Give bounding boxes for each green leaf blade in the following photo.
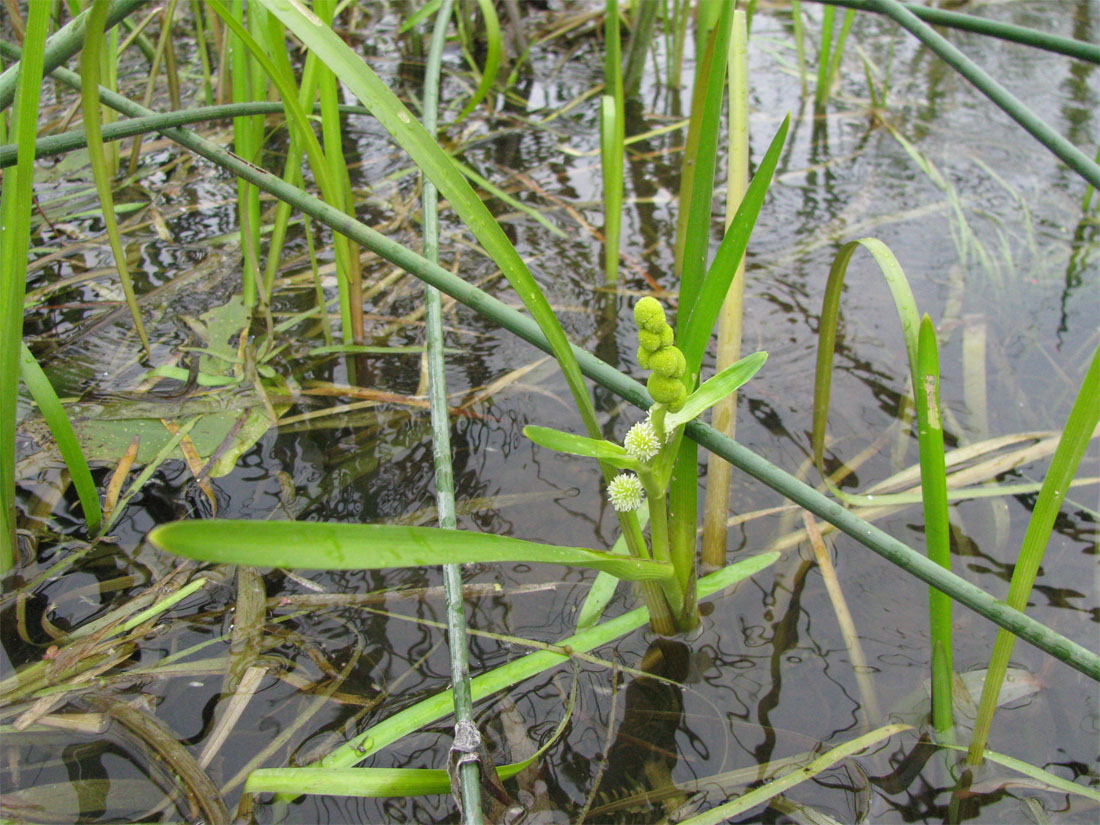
[666,351,767,430]
[680,115,789,375]
[523,425,640,469]
[148,520,673,581]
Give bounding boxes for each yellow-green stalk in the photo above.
[702,8,749,570]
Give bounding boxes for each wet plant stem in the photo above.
[422,1,483,819]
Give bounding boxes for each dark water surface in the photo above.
[4,2,1097,823]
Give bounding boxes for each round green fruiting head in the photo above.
[634,296,667,334]
[648,373,686,409]
[668,385,686,411]
[637,345,651,370]
[648,346,686,379]
[638,329,663,353]
[660,325,674,348]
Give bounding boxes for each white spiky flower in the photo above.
[623,420,660,461]
[607,473,645,512]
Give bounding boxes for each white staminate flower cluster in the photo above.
[607,473,645,512]
[623,420,660,461]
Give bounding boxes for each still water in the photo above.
[3,2,1097,823]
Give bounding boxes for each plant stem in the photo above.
[701,8,749,570]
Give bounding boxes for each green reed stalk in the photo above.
[80,0,150,358]
[826,10,855,100]
[668,2,733,627]
[189,0,215,105]
[805,0,1099,63]
[601,0,625,285]
[967,342,1100,764]
[30,44,1097,679]
[701,8,748,570]
[228,0,265,309]
[813,6,854,109]
[0,2,49,573]
[916,314,954,743]
[315,0,364,344]
[260,19,320,309]
[422,1,483,819]
[456,0,501,122]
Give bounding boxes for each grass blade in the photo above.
[679,117,788,375]
[812,238,920,479]
[0,0,49,572]
[967,342,1100,763]
[665,351,768,431]
[702,8,751,569]
[523,425,640,468]
[80,0,151,357]
[257,0,600,439]
[677,723,911,824]
[455,0,501,122]
[19,345,102,535]
[265,553,778,784]
[674,1,732,308]
[916,314,954,742]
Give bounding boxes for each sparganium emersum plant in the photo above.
[524,296,768,632]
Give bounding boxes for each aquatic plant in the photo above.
[1,1,1098,822]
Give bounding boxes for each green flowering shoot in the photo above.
[607,473,645,512]
[623,420,660,461]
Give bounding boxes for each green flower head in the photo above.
[607,473,645,512]
[623,420,660,461]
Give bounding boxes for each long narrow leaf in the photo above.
[0,1,50,572]
[666,351,767,431]
[148,520,674,581]
[80,0,150,356]
[916,314,954,741]
[677,723,911,825]
[523,425,640,469]
[257,0,600,441]
[19,345,102,534]
[679,117,789,375]
[455,0,501,122]
[968,341,1100,763]
[812,238,920,478]
[675,1,733,312]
